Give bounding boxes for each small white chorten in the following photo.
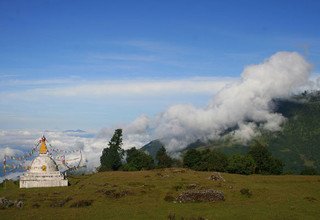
[19,136,68,188]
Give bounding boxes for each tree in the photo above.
[183,149,229,171]
[248,141,283,174]
[99,129,124,171]
[227,154,256,175]
[156,146,173,168]
[183,149,202,170]
[124,147,154,171]
[300,166,318,175]
[198,149,228,172]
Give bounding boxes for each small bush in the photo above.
[240,188,252,197]
[172,185,183,191]
[167,213,176,220]
[32,203,40,208]
[164,195,175,202]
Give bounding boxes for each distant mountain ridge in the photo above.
[141,139,164,159]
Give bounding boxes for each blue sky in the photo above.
[0,0,320,130]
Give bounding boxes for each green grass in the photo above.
[1,169,320,219]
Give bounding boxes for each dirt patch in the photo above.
[167,212,207,220]
[304,196,317,202]
[103,189,134,199]
[32,203,40,208]
[70,200,93,208]
[50,197,73,208]
[186,184,197,190]
[176,190,224,202]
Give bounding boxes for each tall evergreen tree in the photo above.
[99,129,124,171]
[156,146,173,168]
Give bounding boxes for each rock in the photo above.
[176,189,225,202]
[0,197,15,209]
[172,169,187,173]
[16,201,24,209]
[208,172,225,182]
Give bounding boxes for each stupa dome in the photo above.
[30,154,59,173]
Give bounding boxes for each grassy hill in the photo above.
[0,169,320,219]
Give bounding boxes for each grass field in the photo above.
[1,169,320,220]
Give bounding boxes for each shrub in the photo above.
[240,188,252,197]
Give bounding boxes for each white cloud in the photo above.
[0,77,236,101]
[124,51,312,151]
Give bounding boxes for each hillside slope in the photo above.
[266,96,320,173]
[143,92,320,174]
[0,169,320,219]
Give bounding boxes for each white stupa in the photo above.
[20,136,68,188]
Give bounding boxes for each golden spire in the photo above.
[39,136,48,154]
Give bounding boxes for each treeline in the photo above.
[99,129,284,175]
[99,129,178,172]
[184,141,283,175]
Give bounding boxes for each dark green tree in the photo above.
[248,141,283,174]
[99,129,124,171]
[183,149,202,170]
[227,154,256,175]
[156,146,173,168]
[300,166,318,175]
[196,149,228,172]
[124,147,154,171]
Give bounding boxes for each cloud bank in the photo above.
[118,51,312,151]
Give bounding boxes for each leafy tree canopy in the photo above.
[248,141,283,175]
[123,147,154,171]
[227,154,256,175]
